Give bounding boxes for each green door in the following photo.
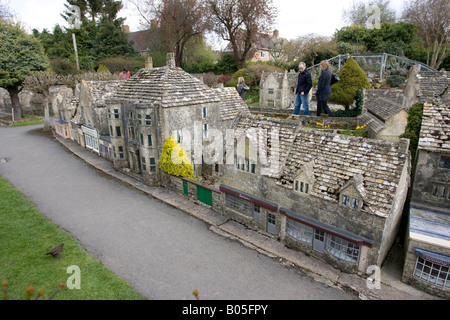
[197,186,213,206]
[183,180,189,196]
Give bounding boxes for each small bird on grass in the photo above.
[44,243,64,258]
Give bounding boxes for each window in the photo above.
[225,194,253,216]
[175,129,182,143]
[414,256,450,288]
[116,126,122,137]
[341,194,362,210]
[138,114,142,125]
[202,107,208,119]
[145,114,152,126]
[268,88,274,95]
[112,109,120,119]
[147,135,153,147]
[294,172,310,195]
[431,184,449,199]
[236,157,255,174]
[109,125,113,136]
[342,195,350,206]
[295,180,309,194]
[140,134,144,146]
[142,157,146,172]
[286,219,313,244]
[118,146,124,159]
[268,100,275,107]
[438,156,450,169]
[326,235,360,263]
[203,123,209,138]
[149,158,157,173]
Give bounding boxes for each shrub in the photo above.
[329,57,371,109]
[97,56,145,74]
[386,75,405,87]
[159,137,196,180]
[97,64,110,73]
[400,102,424,164]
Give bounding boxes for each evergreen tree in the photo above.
[329,57,371,109]
[0,20,49,119]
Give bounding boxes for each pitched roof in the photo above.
[109,66,221,107]
[416,71,450,105]
[214,87,251,121]
[278,130,410,217]
[359,89,406,133]
[418,103,450,153]
[85,80,122,107]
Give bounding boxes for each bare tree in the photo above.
[401,0,450,70]
[207,0,277,69]
[342,0,396,26]
[0,0,13,21]
[284,34,338,67]
[129,0,210,67]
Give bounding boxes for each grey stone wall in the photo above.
[411,150,450,210]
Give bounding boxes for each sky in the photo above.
[7,0,408,46]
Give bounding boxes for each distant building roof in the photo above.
[418,103,450,153]
[416,71,450,106]
[359,89,406,133]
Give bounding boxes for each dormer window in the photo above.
[294,163,315,195]
[340,191,363,210]
[339,175,365,210]
[294,180,309,194]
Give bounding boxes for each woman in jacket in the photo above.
[316,60,333,116]
[237,77,250,101]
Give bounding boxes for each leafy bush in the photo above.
[329,57,371,109]
[97,56,145,74]
[159,137,196,180]
[400,102,424,163]
[386,75,405,87]
[333,88,364,117]
[97,64,110,73]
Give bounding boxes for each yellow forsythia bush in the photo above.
[159,137,196,180]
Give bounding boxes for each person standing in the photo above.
[119,68,131,80]
[316,60,333,116]
[237,77,250,101]
[293,62,312,116]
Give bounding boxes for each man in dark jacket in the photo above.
[293,62,312,116]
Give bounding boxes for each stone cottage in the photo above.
[402,67,450,108]
[260,70,302,109]
[219,113,411,274]
[358,89,409,142]
[104,54,250,186]
[402,103,450,299]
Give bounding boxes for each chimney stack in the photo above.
[123,25,130,34]
[146,56,153,69]
[166,53,176,68]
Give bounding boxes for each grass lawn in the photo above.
[0,176,146,300]
[1,115,45,127]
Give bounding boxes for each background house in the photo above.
[402,103,450,299]
[358,89,408,142]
